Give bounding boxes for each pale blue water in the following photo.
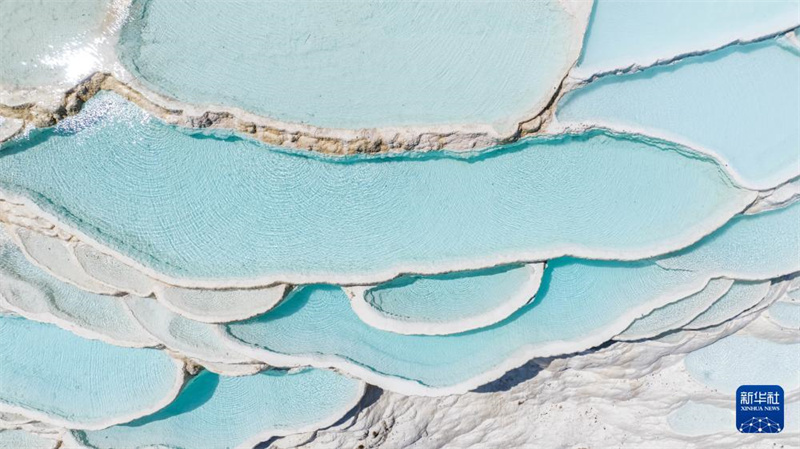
[561,38,800,190]
[618,278,732,340]
[0,0,795,444]
[0,429,55,449]
[787,402,800,434]
[117,0,578,130]
[0,93,753,284]
[363,265,536,326]
[575,0,799,77]
[225,203,799,389]
[0,0,110,90]
[658,202,800,279]
[685,281,771,330]
[769,301,800,329]
[684,335,800,394]
[0,314,180,428]
[73,369,363,449]
[667,402,733,436]
[226,259,701,390]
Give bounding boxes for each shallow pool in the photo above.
[117,0,586,132]
[0,93,753,286]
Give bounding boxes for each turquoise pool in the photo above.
[575,0,798,77]
[72,369,363,449]
[560,37,800,190]
[117,0,584,132]
[0,314,183,429]
[0,93,754,286]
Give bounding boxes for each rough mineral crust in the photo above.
[274,287,798,449]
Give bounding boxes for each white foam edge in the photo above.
[344,263,544,335]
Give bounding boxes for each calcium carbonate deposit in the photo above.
[0,1,797,448]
